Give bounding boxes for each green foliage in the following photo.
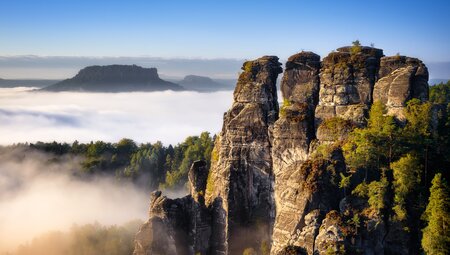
[21,132,214,192]
[339,173,351,195]
[325,244,346,255]
[30,141,71,155]
[429,81,450,104]
[404,99,432,139]
[350,40,362,55]
[279,98,292,117]
[343,101,396,173]
[206,168,215,195]
[242,247,257,255]
[352,178,389,213]
[319,117,354,141]
[244,61,253,72]
[391,154,421,220]
[422,173,450,255]
[260,240,270,255]
[162,132,214,189]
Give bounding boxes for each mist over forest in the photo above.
[0,87,227,254]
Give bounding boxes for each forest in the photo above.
[0,131,214,192]
[337,81,450,254]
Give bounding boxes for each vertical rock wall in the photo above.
[204,56,282,255]
[315,46,384,126]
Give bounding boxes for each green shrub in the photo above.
[279,98,292,117]
[350,40,362,55]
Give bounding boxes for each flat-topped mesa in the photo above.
[373,55,429,119]
[205,56,282,255]
[315,46,384,126]
[43,64,183,92]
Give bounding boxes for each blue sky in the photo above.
[1,0,449,61]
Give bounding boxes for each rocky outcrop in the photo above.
[134,46,430,255]
[43,65,183,92]
[134,161,211,255]
[270,147,346,254]
[205,56,282,255]
[315,46,384,126]
[281,52,321,110]
[373,56,429,119]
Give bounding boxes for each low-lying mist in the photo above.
[0,148,150,253]
[0,87,233,145]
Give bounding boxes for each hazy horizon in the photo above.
[1,55,450,81]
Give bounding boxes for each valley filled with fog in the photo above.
[0,87,233,254]
[0,87,233,145]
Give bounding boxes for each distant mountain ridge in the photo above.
[0,79,60,88]
[42,65,183,92]
[177,75,234,92]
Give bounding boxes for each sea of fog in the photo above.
[0,87,234,253]
[0,87,234,145]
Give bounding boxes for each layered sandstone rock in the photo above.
[134,46,430,255]
[315,46,384,126]
[205,56,282,255]
[373,56,429,119]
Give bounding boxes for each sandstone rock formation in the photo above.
[134,46,429,255]
[134,161,211,255]
[315,46,384,126]
[43,64,183,92]
[204,56,282,255]
[373,56,429,119]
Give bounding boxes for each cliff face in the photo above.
[373,56,429,119]
[315,46,384,126]
[43,65,183,92]
[204,56,282,255]
[134,46,429,255]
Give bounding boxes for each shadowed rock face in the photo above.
[133,161,211,255]
[205,56,282,255]
[134,47,429,255]
[43,64,183,92]
[281,52,321,108]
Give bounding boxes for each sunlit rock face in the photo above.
[373,56,429,119]
[134,46,429,255]
[315,46,384,126]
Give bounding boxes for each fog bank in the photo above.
[0,88,233,145]
[0,148,150,253]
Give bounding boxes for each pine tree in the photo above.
[391,154,421,220]
[343,101,396,176]
[422,173,450,254]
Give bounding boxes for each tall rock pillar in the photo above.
[205,56,282,255]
